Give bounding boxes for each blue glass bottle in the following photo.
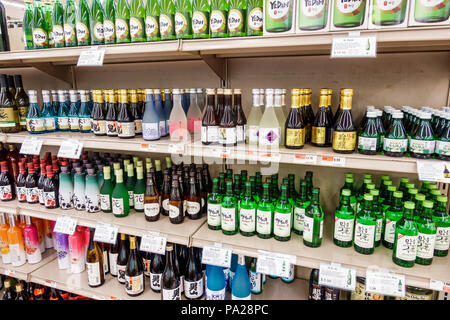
[181,89,188,114]
[205,265,226,300]
[154,89,168,137]
[78,90,92,133]
[231,255,251,300]
[57,90,70,131]
[41,90,57,133]
[185,89,191,111]
[228,253,238,291]
[51,90,59,114]
[163,90,172,129]
[142,89,160,141]
[68,90,80,132]
[26,90,45,134]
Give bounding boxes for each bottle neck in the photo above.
[252,94,259,107]
[319,95,328,108]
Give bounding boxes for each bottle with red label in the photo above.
[44,165,59,209]
[16,162,27,202]
[0,161,15,201]
[37,162,47,205]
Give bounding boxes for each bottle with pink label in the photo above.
[23,215,42,264]
[68,227,86,273]
[187,88,202,137]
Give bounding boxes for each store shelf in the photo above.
[253,277,308,300]
[0,201,206,246]
[191,222,450,290]
[0,249,57,281]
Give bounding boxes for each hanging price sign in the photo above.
[331,35,377,58]
[3,269,15,277]
[77,47,105,66]
[256,250,296,278]
[201,243,232,268]
[19,137,43,155]
[57,139,83,159]
[94,223,119,244]
[430,279,450,293]
[53,216,78,235]
[319,263,356,291]
[139,232,167,255]
[365,268,405,298]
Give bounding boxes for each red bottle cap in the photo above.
[1,161,8,173]
[46,165,53,178]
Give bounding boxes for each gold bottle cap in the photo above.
[217,88,224,94]
[206,88,216,95]
[291,88,300,95]
[224,89,233,95]
[233,88,242,94]
[306,88,312,94]
[145,89,154,95]
[327,89,333,95]
[342,88,354,96]
[320,88,328,95]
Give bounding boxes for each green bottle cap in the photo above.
[383,180,393,186]
[415,193,426,202]
[381,175,390,181]
[245,181,251,188]
[394,191,403,198]
[342,189,351,196]
[312,188,320,194]
[427,184,437,190]
[263,183,269,188]
[226,180,233,187]
[370,189,379,196]
[281,184,288,191]
[422,181,430,186]
[212,177,218,183]
[363,178,372,184]
[431,189,442,197]
[406,183,415,189]
[364,174,372,180]
[300,180,307,187]
[345,173,354,179]
[437,195,448,203]
[423,200,433,209]
[346,177,354,183]
[404,201,415,210]
[364,194,373,201]
[387,186,397,192]
[400,177,409,183]
[408,188,418,195]
[367,184,376,190]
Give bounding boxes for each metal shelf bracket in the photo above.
[200,53,227,82]
[29,62,74,86]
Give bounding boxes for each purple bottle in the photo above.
[54,232,70,270]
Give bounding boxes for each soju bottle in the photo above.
[207,178,222,230]
[76,0,91,46]
[133,166,145,212]
[354,194,376,255]
[333,189,354,248]
[293,180,309,236]
[358,111,379,155]
[192,0,210,38]
[257,183,273,239]
[298,0,329,30]
[32,0,49,49]
[333,0,367,28]
[130,0,146,42]
[246,0,262,36]
[210,0,228,38]
[414,0,450,23]
[64,0,77,47]
[125,164,136,209]
[372,0,407,26]
[100,166,113,213]
[90,0,105,45]
[416,200,436,266]
[332,89,356,154]
[383,191,403,249]
[145,0,160,41]
[264,0,293,32]
[174,0,192,39]
[238,182,255,237]
[433,196,450,257]
[116,0,131,43]
[160,0,176,40]
[436,113,450,161]
[112,169,130,218]
[221,181,238,235]
[392,202,418,268]
[23,0,34,50]
[303,188,324,247]
[370,189,383,247]
[228,0,246,37]
[384,111,408,157]
[104,0,116,44]
[312,89,333,147]
[285,88,305,149]
[52,0,65,48]
[341,177,357,212]
[409,112,435,159]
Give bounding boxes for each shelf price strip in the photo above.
[140,143,157,152]
[318,263,356,291]
[168,144,185,154]
[201,243,232,268]
[53,216,78,235]
[19,137,43,155]
[430,279,450,293]
[57,139,83,159]
[94,223,119,245]
[293,153,317,164]
[256,250,296,279]
[139,232,167,255]
[77,47,106,67]
[319,155,346,167]
[365,268,405,298]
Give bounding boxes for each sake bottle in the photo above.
[416,200,437,266]
[436,112,450,161]
[246,0,263,36]
[100,166,113,213]
[303,188,324,248]
[41,90,56,133]
[145,0,161,41]
[26,90,45,134]
[383,111,408,157]
[43,0,54,48]
[210,0,228,37]
[333,189,354,248]
[358,110,379,155]
[52,0,65,47]
[112,169,130,218]
[85,168,100,213]
[273,89,286,145]
[228,0,247,37]
[154,89,168,137]
[175,0,193,39]
[32,0,49,49]
[116,0,131,43]
[130,0,146,42]
[90,0,105,45]
[221,180,238,235]
[104,0,116,44]
[354,193,376,255]
[246,89,262,145]
[64,0,77,47]
[312,89,333,147]
[332,89,357,154]
[207,178,222,230]
[192,0,210,38]
[258,89,281,147]
[274,185,292,241]
[73,166,86,211]
[160,0,176,40]
[239,182,257,237]
[231,255,251,300]
[433,196,450,257]
[409,112,435,159]
[76,0,91,46]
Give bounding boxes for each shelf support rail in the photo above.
[28,62,74,86]
[199,53,227,82]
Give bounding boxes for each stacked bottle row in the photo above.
[24,0,263,50]
[207,169,325,246]
[0,74,30,133]
[333,173,450,268]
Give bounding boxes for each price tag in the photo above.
[19,138,43,155]
[259,152,281,162]
[4,269,15,277]
[212,148,231,159]
[256,250,296,278]
[53,216,78,235]
[417,160,450,183]
[365,268,405,297]
[139,233,167,255]
[140,143,157,152]
[77,47,105,66]
[57,139,83,159]
[92,295,107,300]
[293,154,317,165]
[94,223,119,244]
[331,36,377,58]
[45,280,57,288]
[320,155,346,167]
[168,144,184,154]
[319,263,356,291]
[430,279,450,293]
[201,243,232,268]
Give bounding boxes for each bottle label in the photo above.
[218,127,237,145]
[0,185,12,200]
[57,116,70,130]
[115,19,129,39]
[236,125,245,143]
[0,107,17,127]
[162,286,181,300]
[160,120,167,136]
[100,194,111,211]
[128,190,134,206]
[44,191,56,208]
[375,0,402,11]
[43,117,56,130]
[186,201,201,216]
[146,16,159,37]
[395,234,418,261]
[64,24,76,44]
[375,217,383,242]
[26,186,39,203]
[228,9,244,32]
[76,22,90,42]
[53,25,65,44]
[207,126,219,143]
[249,270,262,293]
[162,198,170,211]
[102,250,109,274]
[59,190,73,209]
[175,12,189,34]
[303,215,315,242]
[118,122,135,138]
[79,117,91,131]
[286,128,305,147]
[150,272,162,290]
[383,138,408,153]
[142,122,160,140]
[210,10,226,33]
[38,187,45,204]
[69,117,79,131]
[435,140,450,156]
[417,233,436,259]
[358,136,378,151]
[248,125,259,143]
[240,208,256,232]
[106,120,117,135]
[311,126,326,144]
[104,20,115,41]
[221,207,237,231]
[207,203,221,226]
[17,186,27,202]
[332,131,356,151]
[384,219,397,245]
[192,11,208,33]
[435,227,450,251]
[160,14,173,35]
[87,262,102,286]
[109,252,118,276]
[92,120,106,134]
[267,0,292,21]
[134,193,144,210]
[125,273,144,295]
[259,127,281,146]
[26,118,45,133]
[419,0,444,7]
[337,0,363,13]
[354,222,375,249]
[184,278,204,299]
[117,264,127,283]
[274,211,291,237]
[32,28,48,46]
[169,204,181,219]
[334,216,354,242]
[293,207,305,232]
[9,243,26,266]
[112,198,125,216]
[24,235,41,263]
[145,202,160,217]
[301,0,326,16]
[143,257,151,276]
[134,119,142,134]
[93,22,105,41]
[248,7,263,31]
[130,17,144,39]
[409,139,435,155]
[257,209,272,235]
[206,287,226,300]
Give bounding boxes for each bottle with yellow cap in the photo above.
[129,89,142,135]
[105,90,118,136]
[332,89,356,154]
[312,88,333,147]
[91,90,106,136]
[285,89,305,149]
[117,89,135,138]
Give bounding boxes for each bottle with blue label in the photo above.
[142,89,160,141]
[281,264,295,283]
[68,90,80,132]
[231,255,251,300]
[51,90,59,114]
[78,90,92,133]
[26,90,45,134]
[154,89,168,137]
[249,257,262,294]
[41,90,56,133]
[205,265,226,300]
[57,90,70,131]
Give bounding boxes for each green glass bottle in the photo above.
[175,0,193,39]
[228,0,247,37]
[414,0,450,23]
[160,0,176,40]
[298,0,329,30]
[246,0,263,35]
[398,177,409,196]
[293,180,310,236]
[90,0,105,45]
[356,179,373,212]
[32,0,49,49]
[416,200,437,266]
[264,0,293,32]
[333,189,354,248]
[192,0,210,38]
[372,0,407,25]
[43,0,54,48]
[221,180,238,235]
[273,185,292,242]
[100,166,114,213]
[333,0,367,28]
[413,193,426,222]
[409,112,435,159]
[354,193,376,255]
[383,191,404,250]
[358,111,379,155]
[393,201,418,268]
[104,0,116,44]
[64,0,77,47]
[256,183,274,239]
[303,188,324,247]
[370,189,383,247]
[433,196,450,257]
[76,0,91,46]
[210,0,228,37]
[125,164,136,209]
[130,0,146,42]
[384,112,408,157]
[112,169,130,218]
[239,182,257,237]
[436,113,450,161]
[406,188,418,203]
[382,185,397,213]
[23,0,34,50]
[133,166,145,213]
[380,180,392,203]
[145,0,161,41]
[340,177,357,212]
[207,178,222,230]
[116,0,131,43]
[52,0,65,48]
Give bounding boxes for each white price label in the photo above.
[417,160,450,184]
[430,279,450,293]
[259,152,281,162]
[212,148,231,159]
[77,48,105,66]
[256,250,296,278]
[320,155,346,167]
[53,216,78,235]
[168,144,185,154]
[139,233,167,255]
[4,269,15,277]
[331,36,377,58]
[92,295,107,300]
[140,143,157,152]
[293,153,317,164]
[57,139,83,159]
[201,243,232,268]
[365,268,405,297]
[94,223,119,244]
[319,263,356,291]
[45,280,57,288]
[19,138,43,155]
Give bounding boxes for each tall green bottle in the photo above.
[239,182,257,237]
[221,180,238,235]
[52,0,65,48]
[372,0,407,25]
[433,196,450,257]
[256,183,274,239]
[354,193,376,255]
[32,0,49,49]
[100,166,114,213]
[414,0,450,23]
[112,169,130,218]
[130,0,146,42]
[43,0,54,48]
[192,0,210,38]
[160,0,176,40]
[175,0,193,39]
[133,166,146,212]
[116,0,131,43]
[76,0,91,46]
[303,188,324,247]
[333,0,367,28]
[298,0,329,30]
[90,0,105,45]
[207,178,222,230]
[210,0,228,37]
[293,180,310,236]
[333,189,354,248]
[64,0,77,47]
[273,185,292,242]
[370,189,383,248]
[228,0,246,37]
[246,0,262,35]
[23,0,34,50]
[416,200,437,266]
[264,0,293,32]
[383,191,404,250]
[145,0,161,41]
[393,202,418,268]
[104,0,116,44]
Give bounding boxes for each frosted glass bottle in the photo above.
[205,265,226,300]
[187,88,202,137]
[73,166,86,211]
[169,88,189,142]
[142,89,161,141]
[231,255,251,300]
[246,88,262,145]
[58,165,73,209]
[85,168,100,213]
[154,89,168,137]
[258,89,280,147]
[163,89,172,127]
[274,88,286,146]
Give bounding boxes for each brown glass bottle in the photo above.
[6,144,19,180]
[201,88,218,145]
[117,89,135,139]
[186,171,202,220]
[234,89,247,144]
[16,162,27,202]
[305,88,315,140]
[219,89,237,147]
[285,88,305,149]
[144,170,160,222]
[299,89,310,143]
[160,169,171,216]
[215,88,224,121]
[0,161,15,201]
[0,74,20,133]
[14,75,29,131]
[44,165,58,208]
[332,89,357,154]
[312,89,333,147]
[169,174,184,224]
[196,167,207,214]
[25,162,39,203]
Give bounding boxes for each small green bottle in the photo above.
[175,0,193,39]
[64,0,77,47]
[379,180,392,203]
[210,0,228,37]
[32,0,49,49]
[125,164,136,209]
[43,0,54,48]
[130,0,146,42]
[133,166,145,213]
[409,112,435,159]
[433,196,450,257]
[383,112,408,157]
[221,180,238,235]
[398,177,409,196]
[406,188,418,203]
[145,0,161,41]
[264,0,293,32]
[333,189,354,248]
[228,0,247,37]
[246,0,263,36]
[256,183,274,239]
[383,191,404,250]
[370,189,383,247]
[274,185,292,242]
[382,185,397,213]
[160,0,176,40]
[340,177,357,212]
[436,113,450,161]
[356,179,373,212]
[104,0,116,44]
[354,193,376,255]
[90,0,105,45]
[192,0,210,38]
[358,111,379,155]
[303,188,324,248]
[371,0,407,26]
[333,0,367,28]
[298,0,329,31]
[23,0,34,50]
[414,0,450,23]
[52,0,65,48]
[112,169,130,218]
[207,178,222,230]
[116,0,131,43]
[393,201,418,268]
[76,0,91,46]
[100,166,114,213]
[293,180,310,236]
[239,182,257,237]
[416,200,437,266]
[413,193,426,222]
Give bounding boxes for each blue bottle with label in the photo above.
[41,90,57,133]
[231,255,251,300]
[205,265,226,300]
[154,89,168,137]
[142,89,160,141]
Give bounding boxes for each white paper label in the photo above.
[366,269,405,298]
[384,219,397,244]
[150,272,162,291]
[435,227,450,251]
[184,278,204,299]
[201,244,232,268]
[293,154,317,164]
[303,215,315,242]
[58,139,83,159]
[169,204,181,219]
[319,263,356,291]
[125,274,144,295]
[77,48,105,67]
[145,203,160,217]
[87,262,102,286]
[417,233,436,259]
[206,287,226,300]
[221,207,237,231]
[410,139,435,155]
[207,203,221,227]
[258,127,281,146]
[334,217,354,242]
[435,140,450,156]
[274,211,291,237]
[293,207,305,232]
[354,222,375,249]
[20,138,43,155]
[331,36,377,58]
[358,136,377,151]
[94,224,119,245]
[320,155,346,166]
[53,216,77,235]
[240,208,256,232]
[256,210,272,235]
[256,250,296,278]
[139,233,167,255]
[100,194,111,211]
[186,201,201,216]
[112,198,125,216]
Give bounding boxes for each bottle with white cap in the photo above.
[26,90,45,134]
[358,110,379,155]
[383,111,408,157]
[142,89,161,141]
[57,90,70,131]
[246,88,262,145]
[78,89,92,133]
[409,111,435,159]
[41,90,57,132]
[168,88,188,142]
[187,88,202,136]
[258,89,280,147]
[196,88,204,111]
[68,90,80,132]
[273,88,286,145]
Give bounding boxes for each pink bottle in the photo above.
[78,226,90,256]
[23,215,42,264]
[68,228,86,274]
